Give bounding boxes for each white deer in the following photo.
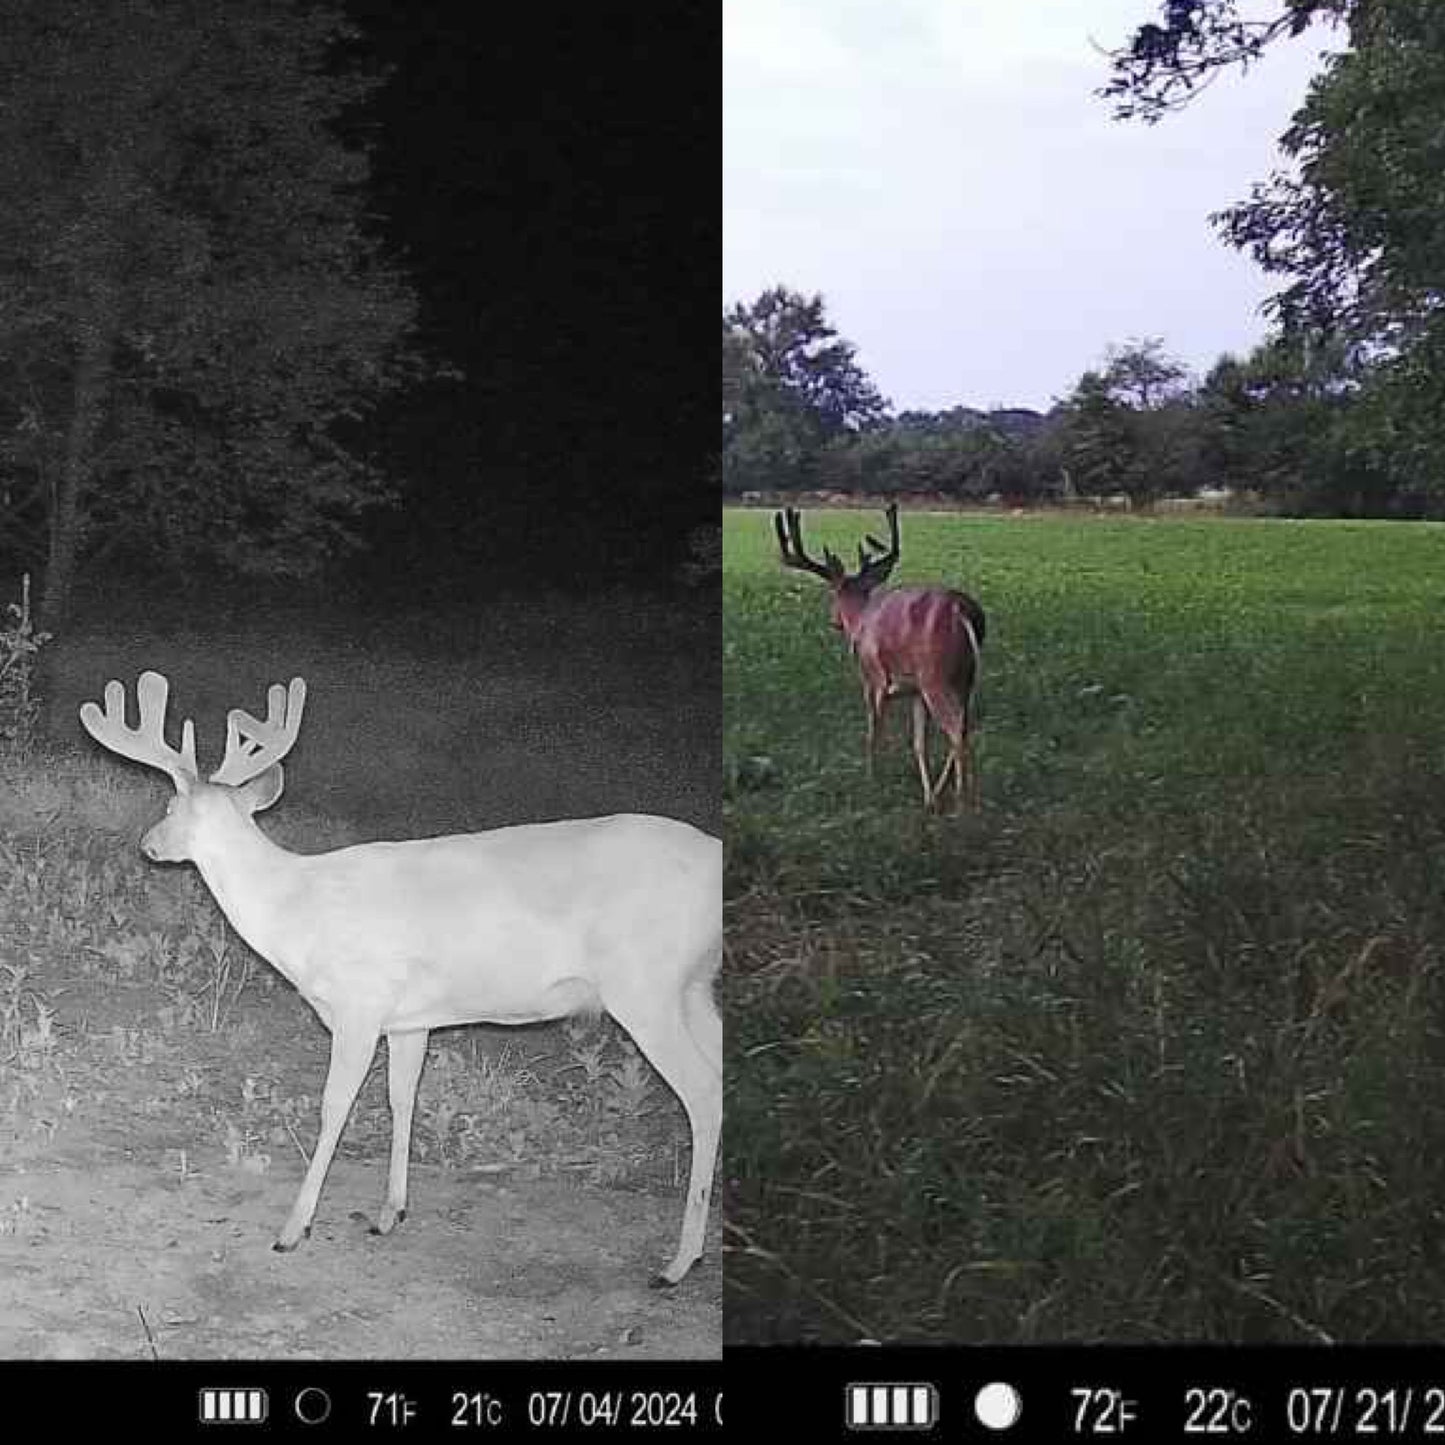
[80,671,721,1286]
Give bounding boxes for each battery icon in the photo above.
[846,1382,938,1430]
[198,1388,269,1424]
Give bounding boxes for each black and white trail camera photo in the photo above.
[0,0,718,1363]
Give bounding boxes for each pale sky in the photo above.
[724,0,1338,413]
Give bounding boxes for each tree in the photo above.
[722,321,753,427]
[1058,371,1140,497]
[724,287,888,439]
[1102,1,1346,123]
[1105,2,1445,511]
[722,287,891,493]
[0,0,429,624]
[1197,338,1335,496]
[1100,337,1191,410]
[1055,341,1200,501]
[1208,4,1445,337]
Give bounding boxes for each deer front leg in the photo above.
[274,1022,380,1251]
[863,685,886,781]
[372,1027,429,1236]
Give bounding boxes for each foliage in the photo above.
[678,521,722,586]
[1099,336,1191,409]
[0,574,50,755]
[725,287,889,437]
[1216,2,1445,336]
[723,287,889,494]
[1215,1,1445,502]
[1057,371,1139,497]
[1051,340,1202,501]
[1103,0,1347,122]
[0,0,431,620]
[723,284,1445,514]
[1108,2,1445,508]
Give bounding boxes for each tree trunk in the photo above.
[43,317,114,630]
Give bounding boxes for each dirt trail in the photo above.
[0,974,718,1360]
[2,1132,718,1360]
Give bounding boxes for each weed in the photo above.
[0,573,50,757]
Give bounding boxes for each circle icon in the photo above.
[975,1381,1022,1430]
[294,1387,332,1425]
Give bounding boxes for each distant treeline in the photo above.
[724,287,1445,519]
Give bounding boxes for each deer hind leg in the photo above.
[606,963,721,1288]
[275,1018,381,1251]
[910,696,937,809]
[683,961,722,1079]
[371,1027,429,1236]
[920,684,971,814]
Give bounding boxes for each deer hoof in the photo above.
[367,1208,406,1236]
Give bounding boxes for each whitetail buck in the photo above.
[80,671,721,1287]
[775,502,986,811]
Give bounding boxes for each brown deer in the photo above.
[775,503,986,811]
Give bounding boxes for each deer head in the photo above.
[773,502,901,639]
[79,671,306,862]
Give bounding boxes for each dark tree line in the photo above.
[0,2,716,628]
[723,292,1421,515]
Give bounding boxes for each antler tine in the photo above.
[772,509,796,565]
[78,670,198,784]
[774,507,843,582]
[856,502,901,584]
[859,533,890,572]
[209,677,307,787]
[800,510,849,578]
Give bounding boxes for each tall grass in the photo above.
[725,507,1445,1343]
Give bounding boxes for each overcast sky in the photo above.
[724,0,1337,413]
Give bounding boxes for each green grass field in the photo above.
[725,506,1445,1343]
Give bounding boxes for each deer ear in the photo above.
[238,763,285,814]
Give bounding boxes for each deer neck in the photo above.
[835,587,881,648]
[188,813,302,963]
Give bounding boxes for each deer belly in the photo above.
[288,905,602,1031]
[381,925,603,1030]
[403,974,602,1030]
